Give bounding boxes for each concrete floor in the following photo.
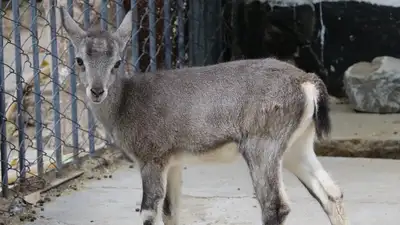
[25,157,400,225]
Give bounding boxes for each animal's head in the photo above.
[59,6,132,104]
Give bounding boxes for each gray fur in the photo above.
[60,6,347,225]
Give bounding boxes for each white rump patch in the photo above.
[286,82,319,150]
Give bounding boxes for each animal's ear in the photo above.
[112,10,133,51]
[59,6,86,47]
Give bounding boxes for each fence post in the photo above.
[148,0,157,72]
[177,0,185,68]
[116,0,126,75]
[101,0,109,31]
[67,0,80,166]
[0,0,8,198]
[164,0,172,69]
[49,0,63,173]
[83,0,96,156]
[204,0,222,65]
[131,0,139,71]
[188,0,204,67]
[229,0,241,61]
[12,0,27,184]
[30,0,44,178]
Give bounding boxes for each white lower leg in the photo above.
[283,127,349,225]
[163,165,182,225]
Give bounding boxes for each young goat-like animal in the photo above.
[60,7,349,225]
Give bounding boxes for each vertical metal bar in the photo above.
[83,0,95,155]
[12,0,26,182]
[230,0,239,60]
[188,0,202,66]
[0,0,8,197]
[148,0,156,72]
[116,0,125,26]
[215,0,223,63]
[87,112,95,156]
[100,0,112,145]
[164,0,171,69]
[67,0,80,166]
[187,0,192,66]
[83,0,90,30]
[49,1,62,171]
[177,0,185,68]
[131,0,139,71]
[116,0,126,75]
[204,0,221,65]
[30,0,44,177]
[202,0,210,65]
[197,0,205,66]
[101,0,108,31]
[203,0,211,65]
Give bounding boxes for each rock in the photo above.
[343,56,400,113]
[24,192,41,205]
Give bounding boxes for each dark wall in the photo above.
[233,1,400,97]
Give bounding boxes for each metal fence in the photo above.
[0,0,233,216]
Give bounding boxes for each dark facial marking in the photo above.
[114,60,122,69]
[76,57,84,66]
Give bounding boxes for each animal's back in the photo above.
[116,58,320,161]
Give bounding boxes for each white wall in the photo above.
[244,0,400,7]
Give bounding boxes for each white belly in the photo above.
[171,142,241,166]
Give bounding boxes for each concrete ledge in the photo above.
[316,139,400,159]
[316,101,400,159]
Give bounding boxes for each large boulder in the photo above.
[343,56,400,113]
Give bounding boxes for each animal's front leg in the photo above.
[140,162,168,225]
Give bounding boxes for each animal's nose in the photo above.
[90,87,105,97]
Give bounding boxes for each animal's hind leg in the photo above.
[239,138,290,225]
[162,164,182,225]
[283,126,349,225]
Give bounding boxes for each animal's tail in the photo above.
[312,79,332,140]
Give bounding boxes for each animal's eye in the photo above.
[76,57,84,66]
[114,60,121,69]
